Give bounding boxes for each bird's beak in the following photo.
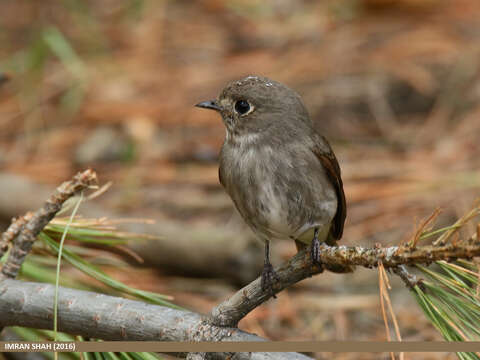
[195,100,222,112]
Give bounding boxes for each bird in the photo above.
[196,75,349,294]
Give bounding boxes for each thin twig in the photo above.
[210,237,480,327]
[0,169,97,280]
[392,265,423,290]
[0,212,33,259]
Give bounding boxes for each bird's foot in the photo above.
[261,263,279,298]
[310,235,324,273]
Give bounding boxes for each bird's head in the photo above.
[196,75,310,141]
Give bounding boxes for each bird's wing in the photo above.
[312,135,346,240]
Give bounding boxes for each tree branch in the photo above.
[0,212,33,259]
[391,265,423,290]
[210,239,480,327]
[0,172,264,285]
[2,169,480,359]
[0,169,97,280]
[0,279,311,360]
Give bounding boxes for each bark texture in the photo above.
[0,279,311,360]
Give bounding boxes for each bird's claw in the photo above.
[310,235,324,273]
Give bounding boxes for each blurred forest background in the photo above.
[1,0,480,359]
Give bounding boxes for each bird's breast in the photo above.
[219,141,337,241]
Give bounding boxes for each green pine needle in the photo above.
[54,192,84,341]
[409,203,480,360]
[414,261,480,360]
[40,232,180,309]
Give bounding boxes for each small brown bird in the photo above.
[196,76,349,293]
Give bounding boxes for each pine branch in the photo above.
[210,239,480,327]
[0,170,311,359]
[0,279,310,360]
[0,169,97,280]
[0,212,33,259]
[2,169,480,359]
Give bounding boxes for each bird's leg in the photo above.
[311,228,324,270]
[261,240,278,297]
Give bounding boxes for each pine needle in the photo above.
[433,204,480,246]
[54,192,84,344]
[414,261,480,359]
[378,261,395,360]
[409,207,442,248]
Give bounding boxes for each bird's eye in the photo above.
[234,100,251,115]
